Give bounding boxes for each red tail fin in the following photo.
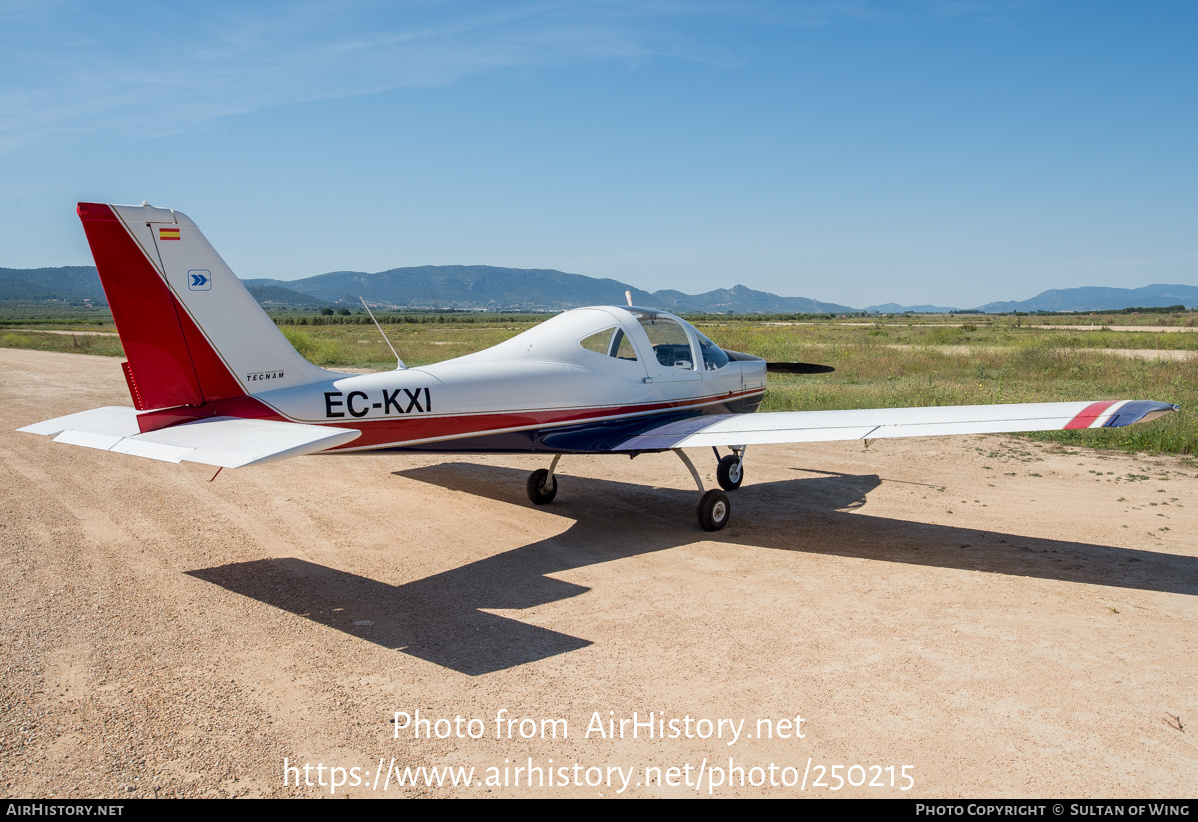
[78,202,327,411]
[78,202,224,409]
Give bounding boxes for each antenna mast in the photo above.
[359,297,406,370]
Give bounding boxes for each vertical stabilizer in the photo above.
[78,202,329,410]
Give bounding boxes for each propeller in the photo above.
[765,362,835,374]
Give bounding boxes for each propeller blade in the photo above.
[766,362,835,374]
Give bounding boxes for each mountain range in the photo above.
[975,284,1198,313]
[2,265,1194,314]
[242,267,855,313]
[0,266,108,303]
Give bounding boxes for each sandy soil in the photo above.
[2,348,1195,798]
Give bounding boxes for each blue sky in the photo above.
[1,0,1195,308]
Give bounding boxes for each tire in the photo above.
[697,489,730,531]
[716,455,743,491]
[526,468,558,505]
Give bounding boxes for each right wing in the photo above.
[614,400,1178,450]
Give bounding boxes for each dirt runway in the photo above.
[2,348,1196,798]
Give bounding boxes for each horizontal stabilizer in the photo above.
[19,407,360,468]
[614,400,1179,450]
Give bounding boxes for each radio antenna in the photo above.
[359,297,406,370]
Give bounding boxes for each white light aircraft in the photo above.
[19,203,1180,530]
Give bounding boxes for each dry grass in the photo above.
[0,330,125,358]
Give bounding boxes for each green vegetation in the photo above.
[1049,304,1189,316]
[277,321,542,368]
[0,302,115,329]
[0,329,124,357]
[2,309,1193,457]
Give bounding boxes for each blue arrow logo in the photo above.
[187,269,212,291]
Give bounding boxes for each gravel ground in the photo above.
[2,348,1196,798]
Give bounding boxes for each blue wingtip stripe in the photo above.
[1102,401,1180,428]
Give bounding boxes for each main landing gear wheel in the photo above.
[526,468,558,505]
[717,455,743,491]
[698,489,730,531]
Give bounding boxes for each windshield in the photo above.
[636,314,694,370]
[693,328,730,371]
[627,310,731,372]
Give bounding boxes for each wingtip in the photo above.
[1105,400,1180,428]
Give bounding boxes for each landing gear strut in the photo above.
[526,454,560,505]
[527,449,746,531]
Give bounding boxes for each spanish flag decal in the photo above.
[159,227,181,241]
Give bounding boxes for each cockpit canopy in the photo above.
[575,307,730,372]
[462,305,737,380]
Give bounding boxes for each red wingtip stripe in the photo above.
[1063,401,1118,430]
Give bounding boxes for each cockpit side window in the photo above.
[608,329,638,361]
[579,327,638,362]
[638,315,694,370]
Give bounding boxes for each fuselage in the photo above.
[248,306,767,453]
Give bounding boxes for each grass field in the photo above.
[0,328,124,357]
[3,310,1194,458]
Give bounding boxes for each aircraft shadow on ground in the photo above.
[189,462,1198,676]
